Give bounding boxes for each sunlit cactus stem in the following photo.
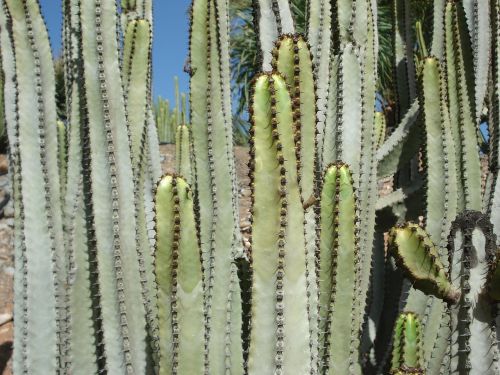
[247,72,311,375]
[318,162,361,374]
[390,312,424,375]
[155,175,205,375]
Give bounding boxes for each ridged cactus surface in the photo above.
[2,0,500,375]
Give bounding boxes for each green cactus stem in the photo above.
[318,162,361,374]
[57,120,67,201]
[1,0,67,372]
[390,312,424,374]
[247,73,311,375]
[78,0,149,371]
[254,0,295,70]
[488,0,500,246]
[189,0,244,372]
[388,223,460,304]
[271,33,319,368]
[393,0,417,117]
[155,175,205,375]
[420,56,458,249]
[443,1,482,212]
[448,211,500,374]
[175,124,193,186]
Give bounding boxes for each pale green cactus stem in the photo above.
[156,97,175,144]
[78,0,148,372]
[390,312,424,374]
[461,0,491,124]
[448,211,500,374]
[122,17,160,369]
[376,100,421,179]
[388,223,460,305]
[404,57,457,375]
[57,120,67,201]
[0,46,4,141]
[61,1,103,372]
[0,3,28,372]
[318,162,361,374]
[123,19,152,175]
[374,112,386,150]
[271,33,319,369]
[443,0,482,212]
[488,0,500,245]
[431,0,446,59]
[315,1,379,363]
[393,0,417,117]
[175,124,193,185]
[338,5,379,358]
[247,73,311,375]
[0,1,66,372]
[420,56,458,251]
[155,175,205,375]
[254,0,295,70]
[190,0,244,373]
[306,0,332,166]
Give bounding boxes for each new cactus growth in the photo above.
[388,223,460,304]
[390,312,424,374]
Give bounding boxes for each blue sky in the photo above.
[39,1,192,104]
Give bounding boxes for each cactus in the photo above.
[388,223,460,304]
[318,163,360,374]
[189,0,244,373]
[247,72,310,374]
[175,124,193,186]
[4,0,500,374]
[390,312,424,374]
[155,175,205,374]
[448,211,500,374]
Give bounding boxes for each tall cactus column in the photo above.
[247,73,311,375]
[0,1,66,373]
[78,0,148,372]
[318,163,361,374]
[155,175,205,375]
[271,34,319,368]
[189,0,244,373]
[448,211,500,374]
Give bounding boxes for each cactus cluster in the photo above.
[155,77,189,144]
[1,0,500,374]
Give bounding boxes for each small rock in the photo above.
[0,313,13,326]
